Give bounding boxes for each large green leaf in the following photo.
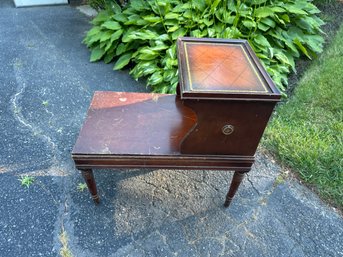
[207,27,216,37]
[280,14,290,23]
[274,50,291,66]
[100,31,112,42]
[109,1,121,14]
[172,2,191,13]
[85,32,102,45]
[261,17,276,28]
[86,26,101,37]
[130,0,149,11]
[284,52,296,72]
[203,18,214,27]
[192,0,206,12]
[183,10,193,19]
[113,52,132,70]
[91,11,111,25]
[294,38,311,59]
[142,65,159,76]
[101,21,121,30]
[150,44,169,51]
[148,71,163,85]
[190,29,202,38]
[172,28,187,40]
[165,12,179,20]
[304,35,324,53]
[105,40,115,52]
[245,0,268,4]
[110,29,123,43]
[104,51,116,64]
[257,22,270,32]
[122,29,159,42]
[124,14,147,26]
[271,7,285,13]
[166,47,176,59]
[113,13,128,23]
[116,43,127,56]
[90,46,105,62]
[165,57,178,69]
[254,34,271,48]
[305,3,321,14]
[134,45,160,61]
[143,15,162,23]
[242,20,256,29]
[210,0,221,11]
[285,5,308,15]
[222,27,242,39]
[167,26,179,33]
[163,69,176,82]
[254,7,274,18]
[156,34,170,41]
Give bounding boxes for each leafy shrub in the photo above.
[87,0,107,10]
[83,0,325,94]
[87,0,127,10]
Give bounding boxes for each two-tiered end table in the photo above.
[72,37,281,207]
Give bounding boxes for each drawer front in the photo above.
[180,101,276,156]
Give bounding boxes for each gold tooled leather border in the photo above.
[183,42,270,94]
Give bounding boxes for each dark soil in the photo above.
[286,1,343,96]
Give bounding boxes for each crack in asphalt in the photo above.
[11,60,60,169]
[11,73,33,131]
[11,62,74,256]
[246,173,261,196]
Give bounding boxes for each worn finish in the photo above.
[72,92,196,156]
[81,169,99,204]
[180,100,276,155]
[2,4,343,256]
[72,92,254,204]
[73,38,281,206]
[177,38,281,156]
[72,154,254,170]
[224,171,246,207]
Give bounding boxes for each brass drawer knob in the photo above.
[222,124,234,135]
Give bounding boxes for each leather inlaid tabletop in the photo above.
[183,42,267,93]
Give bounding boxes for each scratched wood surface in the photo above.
[72,91,197,156]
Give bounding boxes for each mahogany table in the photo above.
[72,37,281,207]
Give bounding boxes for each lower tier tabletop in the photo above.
[72,91,254,171]
[72,91,196,156]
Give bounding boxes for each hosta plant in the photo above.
[83,0,325,94]
[87,0,127,10]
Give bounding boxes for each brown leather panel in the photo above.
[184,43,267,93]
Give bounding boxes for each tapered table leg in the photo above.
[224,171,246,208]
[81,169,100,204]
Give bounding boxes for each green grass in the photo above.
[263,25,343,210]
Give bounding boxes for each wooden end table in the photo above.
[72,38,281,207]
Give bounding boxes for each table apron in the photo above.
[72,155,254,171]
